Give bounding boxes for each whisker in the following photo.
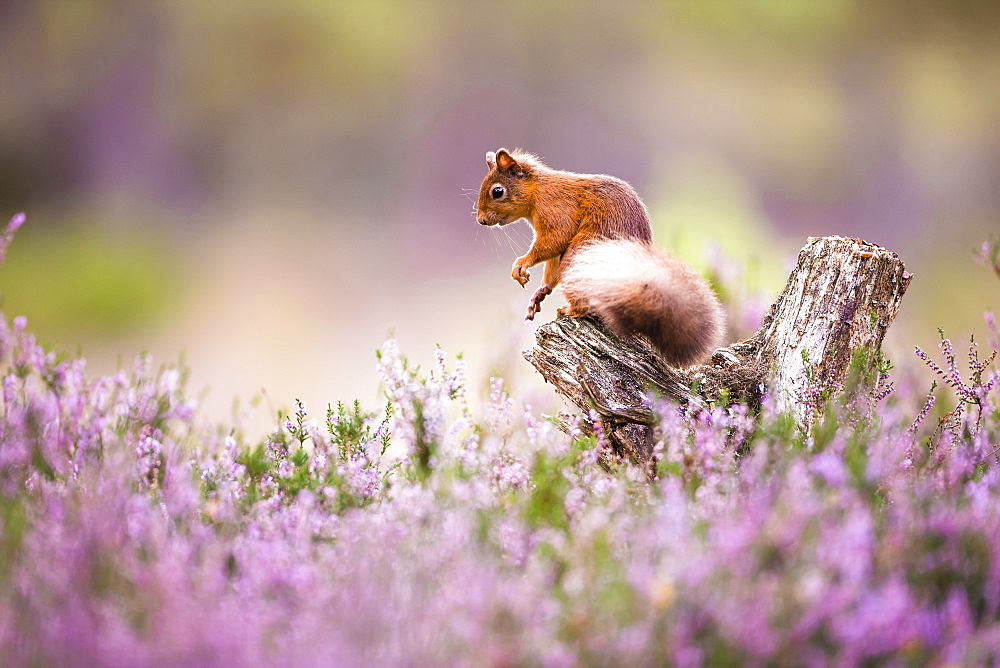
[499,221,528,253]
[502,226,518,254]
[490,231,501,260]
[483,227,502,261]
[474,225,501,262]
[510,224,530,251]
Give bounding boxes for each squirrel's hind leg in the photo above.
[525,285,551,321]
[556,303,586,318]
[524,257,563,321]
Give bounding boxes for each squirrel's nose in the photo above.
[477,215,489,225]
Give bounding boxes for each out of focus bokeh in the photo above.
[1,1,997,435]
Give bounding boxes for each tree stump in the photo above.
[523,236,912,466]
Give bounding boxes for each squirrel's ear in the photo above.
[496,149,526,177]
[485,151,496,169]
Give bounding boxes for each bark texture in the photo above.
[523,236,912,466]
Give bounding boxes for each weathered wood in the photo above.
[523,236,912,466]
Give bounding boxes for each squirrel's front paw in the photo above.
[511,260,531,288]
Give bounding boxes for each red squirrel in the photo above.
[476,148,724,367]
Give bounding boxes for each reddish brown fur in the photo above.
[477,148,724,366]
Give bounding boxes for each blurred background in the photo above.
[1,1,997,435]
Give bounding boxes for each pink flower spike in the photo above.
[8,212,25,232]
[0,212,25,265]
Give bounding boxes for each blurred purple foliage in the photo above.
[2,213,1000,664]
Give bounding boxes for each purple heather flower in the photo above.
[974,235,1000,278]
[809,449,847,488]
[0,213,25,265]
[1,279,999,665]
[7,212,25,232]
[491,456,529,490]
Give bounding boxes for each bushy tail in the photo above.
[560,240,725,367]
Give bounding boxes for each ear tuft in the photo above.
[486,151,496,169]
[495,149,525,177]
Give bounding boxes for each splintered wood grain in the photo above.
[755,236,912,424]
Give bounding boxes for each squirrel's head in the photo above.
[476,148,536,226]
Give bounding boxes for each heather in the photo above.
[2,215,1000,666]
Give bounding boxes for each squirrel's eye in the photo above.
[491,185,505,200]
